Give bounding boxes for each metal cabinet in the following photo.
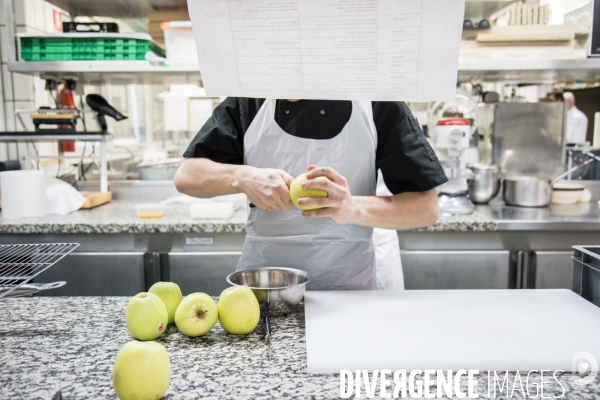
[33,252,146,296]
[531,251,574,289]
[163,252,242,296]
[401,250,511,289]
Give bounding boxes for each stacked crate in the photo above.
[20,34,166,61]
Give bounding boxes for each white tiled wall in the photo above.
[0,0,66,162]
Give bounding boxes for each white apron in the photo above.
[373,172,405,290]
[238,99,378,290]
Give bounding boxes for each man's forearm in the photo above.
[174,158,248,198]
[350,189,439,230]
[174,158,295,212]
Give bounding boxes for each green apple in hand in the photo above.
[125,292,168,341]
[113,340,171,400]
[290,173,329,211]
[149,281,183,324]
[174,293,218,337]
[218,286,260,335]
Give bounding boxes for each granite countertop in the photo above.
[0,201,249,235]
[1,297,598,399]
[415,209,496,232]
[0,200,497,234]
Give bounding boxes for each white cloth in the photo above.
[567,106,588,144]
[238,99,378,290]
[46,177,86,215]
[373,172,405,290]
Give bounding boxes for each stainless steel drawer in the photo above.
[165,252,242,296]
[532,251,573,289]
[401,250,511,289]
[33,252,145,296]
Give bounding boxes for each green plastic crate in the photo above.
[20,36,165,61]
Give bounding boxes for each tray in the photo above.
[572,246,600,307]
[0,243,79,298]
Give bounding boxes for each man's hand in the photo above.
[235,166,294,212]
[298,165,357,224]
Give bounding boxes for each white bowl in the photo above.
[551,183,585,205]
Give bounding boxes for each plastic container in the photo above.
[572,246,600,308]
[19,33,165,61]
[551,183,585,205]
[160,21,195,61]
[135,203,165,219]
[190,202,234,219]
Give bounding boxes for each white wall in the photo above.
[540,0,591,24]
[0,0,66,162]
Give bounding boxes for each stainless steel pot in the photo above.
[226,267,311,318]
[502,155,599,207]
[503,176,552,207]
[467,164,501,204]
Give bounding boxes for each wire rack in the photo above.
[0,243,79,299]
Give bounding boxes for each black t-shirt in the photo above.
[183,98,447,194]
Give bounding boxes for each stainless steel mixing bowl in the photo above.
[226,267,311,317]
[467,164,501,204]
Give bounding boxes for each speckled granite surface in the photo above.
[0,201,496,234]
[414,210,496,232]
[0,201,249,234]
[1,297,598,399]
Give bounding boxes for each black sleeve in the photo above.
[183,97,258,164]
[373,101,448,194]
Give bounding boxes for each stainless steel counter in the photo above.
[477,200,600,231]
[473,180,600,230]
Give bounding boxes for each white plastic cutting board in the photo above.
[304,290,600,374]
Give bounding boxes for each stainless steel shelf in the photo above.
[0,133,109,142]
[459,58,600,71]
[458,58,600,84]
[8,60,199,73]
[45,0,492,19]
[45,0,187,18]
[0,132,110,192]
[7,60,201,83]
[8,58,600,84]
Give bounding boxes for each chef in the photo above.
[564,92,588,144]
[175,98,448,290]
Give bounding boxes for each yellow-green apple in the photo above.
[218,286,260,335]
[125,292,168,341]
[174,292,218,337]
[112,340,171,400]
[289,173,329,211]
[148,281,183,324]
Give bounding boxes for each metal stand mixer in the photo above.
[427,92,480,215]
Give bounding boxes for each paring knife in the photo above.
[263,316,272,361]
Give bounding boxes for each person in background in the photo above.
[564,92,588,144]
[548,92,564,102]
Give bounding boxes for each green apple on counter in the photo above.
[113,340,171,400]
[174,292,218,337]
[149,281,183,324]
[125,292,168,341]
[290,173,329,211]
[218,286,260,335]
